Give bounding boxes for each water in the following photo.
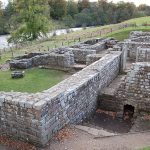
[0,27,83,49]
[0,35,10,49]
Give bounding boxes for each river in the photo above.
[0,27,83,49]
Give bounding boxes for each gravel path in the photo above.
[47,128,150,150]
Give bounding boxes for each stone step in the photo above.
[75,125,117,137]
[100,75,125,97]
[73,64,87,70]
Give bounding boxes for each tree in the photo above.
[115,2,137,23]
[8,0,51,43]
[67,0,78,18]
[0,0,2,16]
[78,0,90,12]
[49,0,67,20]
[138,4,150,16]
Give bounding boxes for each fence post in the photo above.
[0,50,1,60]
[79,37,81,42]
[10,47,14,58]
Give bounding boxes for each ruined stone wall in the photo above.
[0,52,121,147]
[86,54,102,65]
[116,62,150,113]
[122,42,150,60]
[65,48,97,63]
[130,36,150,43]
[136,47,150,62]
[130,31,150,39]
[80,42,106,53]
[10,51,75,69]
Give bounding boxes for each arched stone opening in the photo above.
[123,104,135,120]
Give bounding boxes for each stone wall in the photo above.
[10,51,74,69]
[136,47,150,62]
[130,31,150,39]
[65,48,96,63]
[130,36,150,43]
[116,62,150,113]
[0,51,121,147]
[86,54,102,65]
[121,42,150,60]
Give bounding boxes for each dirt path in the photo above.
[46,128,150,150]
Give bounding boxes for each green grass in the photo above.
[141,147,150,150]
[0,68,68,93]
[123,16,150,25]
[105,26,150,41]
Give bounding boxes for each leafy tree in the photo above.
[115,2,137,23]
[0,0,2,16]
[8,0,51,43]
[67,0,78,18]
[3,0,16,30]
[63,15,75,27]
[49,0,67,20]
[78,0,90,12]
[138,4,150,16]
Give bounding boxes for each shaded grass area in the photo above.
[0,68,68,93]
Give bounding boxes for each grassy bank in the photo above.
[0,68,68,93]
[0,16,150,64]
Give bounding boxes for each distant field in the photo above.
[0,68,68,93]
[0,16,150,64]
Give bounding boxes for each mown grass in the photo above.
[123,16,150,25]
[141,147,150,150]
[105,26,150,41]
[0,68,68,93]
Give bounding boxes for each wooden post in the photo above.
[0,50,1,60]
[11,47,14,58]
[47,46,49,51]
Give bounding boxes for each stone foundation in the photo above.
[136,47,150,62]
[0,51,121,147]
[116,62,150,113]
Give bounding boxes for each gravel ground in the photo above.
[45,128,150,150]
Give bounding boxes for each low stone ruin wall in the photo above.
[9,38,119,69]
[10,51,74,69]
[129,31,150,39]
[130,36,150,43]
[66,48,96,63]
[80,42,106,53]
[0,51,121,147]
[86,54,102,65]
[122,42,150,60]
[116,62,150,113]
[136,47,150,62]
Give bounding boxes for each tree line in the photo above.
[0,0,150,42]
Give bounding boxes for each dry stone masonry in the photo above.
[9,38,118,69]
[1,32,150,147]
[116,62,150,114]
[0,51,121,146]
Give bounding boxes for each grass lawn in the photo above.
[104,26,150,41]
[0,68,68,93]
[141,147,150,150]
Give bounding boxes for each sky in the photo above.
[1,0,150,6]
